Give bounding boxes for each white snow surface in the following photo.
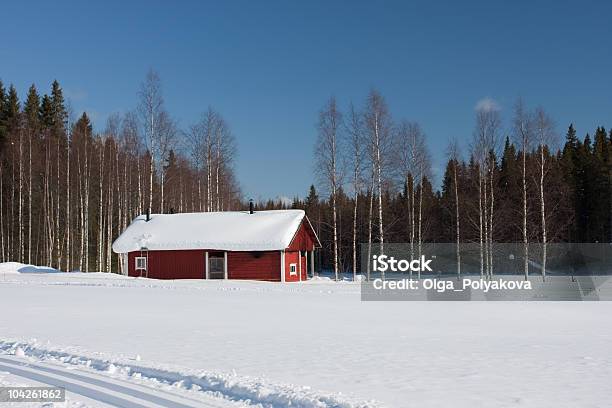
[112,209,309,253]
[1,268,612,407]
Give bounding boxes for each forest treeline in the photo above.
[1,78,610,278]
[0,72,241,272]
[279,91,611,279]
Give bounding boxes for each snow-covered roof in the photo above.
[112,209,316,253]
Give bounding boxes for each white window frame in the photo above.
[289,263,297,276]
[135,256,147,270]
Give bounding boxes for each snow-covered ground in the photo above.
[1,264,611,407]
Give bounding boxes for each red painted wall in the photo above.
[286,220,317,252]
[128,249,282,281]
[228,251,280,281]
[128,250,205,279]
[284,250,307,282]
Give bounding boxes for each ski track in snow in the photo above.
[0,356,216,408]
[0,341,374,408]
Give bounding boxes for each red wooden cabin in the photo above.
[112,209,320,282]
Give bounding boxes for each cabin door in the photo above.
[208,251,226,279]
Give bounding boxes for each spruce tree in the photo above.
[439,159,455,241]
[6,85,20,134]
[498,137,520,241]
[575,133,595,241]
[50,80,68,133]
[0,80,7,151]
[39,95,54,129]
[561,124,580,240]
[592,127,610,241]
[305,185,319,209]
[24,85,41,128]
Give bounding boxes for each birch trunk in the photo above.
[18,125,24,262]
[410,176,415,275]
[417,178,423,279]
[55,135,61,268]
[84,136,90,272]
[489,166,495,277]
[0,165,4,262]
[160,171,164,214]
[366,171,374,281]
[98,142,104,272]
[375,119,384,261]
[540,146,547,281]
[28,129,32,264]
[137,157,142,215]
[453,161,461,278]
[478,170,484,278]
[10,145,15,261]
[65,135,70,271]
[522,147,528,280]
[77,147,84,271]
[148,152,154,213]
[352,190,358,282]
[483,170,489,279]
[107,150,114,272]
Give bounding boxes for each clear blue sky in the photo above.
[2,0,611,200]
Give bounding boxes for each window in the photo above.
[135,257,147,270]
[208,252,225,279]
[290,263,297,276]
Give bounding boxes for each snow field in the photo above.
[1,266,612,407]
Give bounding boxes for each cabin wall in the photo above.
[286,220,317,252]
[284,250,307,282]
[128,249,283,281]
[227,251,281,281]
[128,250,205,279]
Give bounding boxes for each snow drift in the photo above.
[0,262,59,274]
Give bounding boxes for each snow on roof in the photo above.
[112,209,312,253]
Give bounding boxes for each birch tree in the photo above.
[448,140,462,278]
[18,116,23,262]
[512,99,533,280]
[315,97,342,281]
[188,108,236,213]
[24,85,39,265]
[122,112,142,216]
[533,107,556,281]
[395,121,428,278]
[157,111,177,214]
[473,103,501,279]
[344,103,364,281]
[364,90,392,271]
[138,69,164,213]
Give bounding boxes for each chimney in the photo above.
[249,199,254,214]
[146,208,151,222]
